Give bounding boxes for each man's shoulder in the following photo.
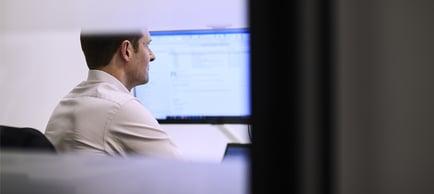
[113,98,159,126]
[67,81,135,106]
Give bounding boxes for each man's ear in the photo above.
[120,40,133,62]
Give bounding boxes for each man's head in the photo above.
[80,30,156,90]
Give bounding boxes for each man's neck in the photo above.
[97,66,132,91]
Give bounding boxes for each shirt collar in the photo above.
[87,70,130,94]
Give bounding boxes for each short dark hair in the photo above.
[80,33,142,69]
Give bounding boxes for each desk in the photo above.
[0,151,249,194]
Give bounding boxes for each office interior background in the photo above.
[1,0,434,194]
[0,0,249,162]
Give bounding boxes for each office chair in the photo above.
[0,125,56,153]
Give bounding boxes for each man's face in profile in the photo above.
[128,30,155,86]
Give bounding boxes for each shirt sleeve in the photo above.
[107,99,182,159]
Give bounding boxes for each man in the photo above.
[45,30,181,159]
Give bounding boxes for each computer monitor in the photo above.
[222,143,251,162]
[134,28,250,124]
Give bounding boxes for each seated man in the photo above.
[45,29,181,159]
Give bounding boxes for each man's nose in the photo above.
[149,50,156,62]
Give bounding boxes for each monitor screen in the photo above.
[134,28,250,124]
[222,143,251,162]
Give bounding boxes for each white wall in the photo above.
[0,0,249,162]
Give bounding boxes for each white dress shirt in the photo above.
[45,70,181,159]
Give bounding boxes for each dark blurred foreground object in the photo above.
[0,152,248,194]
[0,125,56,152]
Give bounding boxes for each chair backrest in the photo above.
[0,125,56,153]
